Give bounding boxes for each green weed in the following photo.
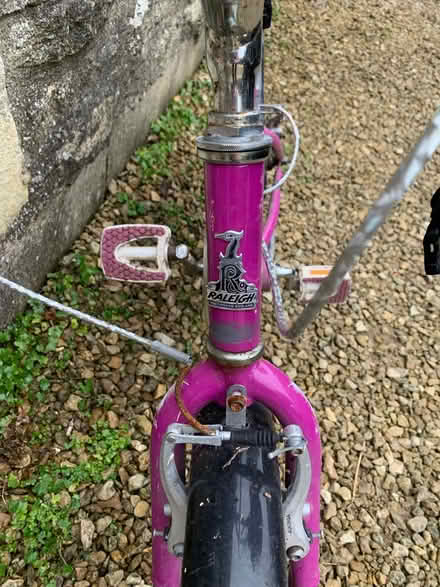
[72,253,100,287]
[1,422,130,582]
[76,379,93,396]
[101,306,134,321]
[116,192,147,217]
[158,200,199,235]
[30,413,56,446]
[4,496,76,586]
[0,303,64,409]
[47,253,100,306]
[0,415,11,436]
[135,79,210,180]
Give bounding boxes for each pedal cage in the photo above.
[100,224,171,283]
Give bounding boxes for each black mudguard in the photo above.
[181,404,288,587]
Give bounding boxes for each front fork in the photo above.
[150,358,321,587]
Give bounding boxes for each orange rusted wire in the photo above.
[174,365,214,435]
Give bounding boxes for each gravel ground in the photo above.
[1,1,440,586]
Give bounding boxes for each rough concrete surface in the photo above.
[0,54,29,235]
[0,0,203,325]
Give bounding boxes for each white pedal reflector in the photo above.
[299,266,351,304]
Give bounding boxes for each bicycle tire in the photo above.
[181,403,288,587]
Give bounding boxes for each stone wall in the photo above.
[0,0,203,325]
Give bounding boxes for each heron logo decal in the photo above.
[207,230,258,311]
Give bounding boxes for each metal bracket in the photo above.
[283,445,312,561]
[226,384,247,428]
[267,425,312,561]
[269,424,306,459]
[159,423,231,557]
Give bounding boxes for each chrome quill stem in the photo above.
[202,0,265,136]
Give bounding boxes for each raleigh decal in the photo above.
[207,230,258,311]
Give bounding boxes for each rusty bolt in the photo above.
[227,391,247,413]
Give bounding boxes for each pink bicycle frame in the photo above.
[150,1,321,585]
[150,155,321,586]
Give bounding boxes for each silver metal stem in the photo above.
[201,0,266,139]
[202,0,264,115]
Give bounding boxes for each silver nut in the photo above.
[173,543,184,557]
[287,545,304,561]
[175,244,189,259]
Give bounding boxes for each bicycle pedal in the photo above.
[299,266,351,304]
[100,224,171,283]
